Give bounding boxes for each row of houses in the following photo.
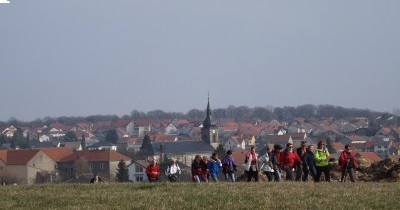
[0,148,131,184]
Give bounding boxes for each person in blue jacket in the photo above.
[303,145,317,182]
[207,153,222,182]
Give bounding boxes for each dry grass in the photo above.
[0,182,399,209]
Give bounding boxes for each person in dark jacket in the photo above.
[207,153,222,182]
[339,144,357,182]
[192,155,205,183]
[221,150,237,182]
[303,145,317,181]
[270,144,283,182]
[296,141,307,181]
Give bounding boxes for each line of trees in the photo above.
[1,104,396,128]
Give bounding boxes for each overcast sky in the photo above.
[1,0,399,121]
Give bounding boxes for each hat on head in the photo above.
[274,144,283,150]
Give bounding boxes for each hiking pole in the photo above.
[343,159,350,182]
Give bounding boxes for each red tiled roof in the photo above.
[231,150,246,165]
[289,133,306,140]
[60,151,130,162]
[50,122,70,130]
[377,128,392,135]
[134,119,153,127]
[347,135,368,142]
[220,121,239,132]
[133,160,149,168]
[113,119,132,128]
[149,134,177,143]
[6,149,41,165]
[40,148,74,162]
[357,152,382,162]
[332,142,345,154]
[270,135,291,142]
[0,150,7,162]
[118,137,141,144]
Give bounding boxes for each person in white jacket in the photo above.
[165,159,181,182]
[245,146,259,182]
[258,146,274,182]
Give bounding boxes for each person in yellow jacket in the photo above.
[314,140,330,182]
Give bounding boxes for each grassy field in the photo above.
[0,182,399,210]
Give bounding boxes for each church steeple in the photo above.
[203,94,215,128]
[201,93,219,149]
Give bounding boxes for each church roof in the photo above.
[152,140,215,154]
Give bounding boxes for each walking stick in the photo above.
[343,159,350,182]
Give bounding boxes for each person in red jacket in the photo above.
[339,144,357,182]
[146,159,161,182]
[280,143,302,181]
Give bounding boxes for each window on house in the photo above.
[135,165,143,172]
[100,163,105,169]
[90,163,94,169]
[136,176,143,182]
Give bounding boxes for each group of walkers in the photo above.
[244,140,357,183]
[145,140,358,183]
[191,151,237,183]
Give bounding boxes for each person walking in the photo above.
[258,146,274,182]
[201,156,210,182]
[165,159,181,182]
[339,144,357,182]
[303,145,317,181]
[245,146,259,182]
[280,143,302,181]
[221,150,237,182]
[314,141,330,182]
[192,155,206,183]
[270,144,283,182]
[90,174,104,184]
[296,141,307,181]
[146,159,161,183]
[207,153,222,182]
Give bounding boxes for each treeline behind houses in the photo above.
[1,104,398,128]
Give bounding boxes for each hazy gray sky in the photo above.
[1,0,399,121]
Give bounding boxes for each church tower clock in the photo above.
[201,96,219,149]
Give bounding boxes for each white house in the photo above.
[165,123,178,135]
[39,135,50,142]
[87,141,117,151]
[128,160,149,183]
[224,137,245,151]
[126,121,152,137]
[1,126,17,138]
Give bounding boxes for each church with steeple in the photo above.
[201,96,219,149]
[151,96,220,166]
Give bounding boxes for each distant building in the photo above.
[127,160,149,183]
[152,97,219,166]
[58,150,131,181]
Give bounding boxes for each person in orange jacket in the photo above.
[339,144,357,182]
[146,159,161,182]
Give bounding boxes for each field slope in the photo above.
[1,182,399,209]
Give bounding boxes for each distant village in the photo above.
[1,99,400,184]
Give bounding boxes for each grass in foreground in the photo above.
[0,182,399,210]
